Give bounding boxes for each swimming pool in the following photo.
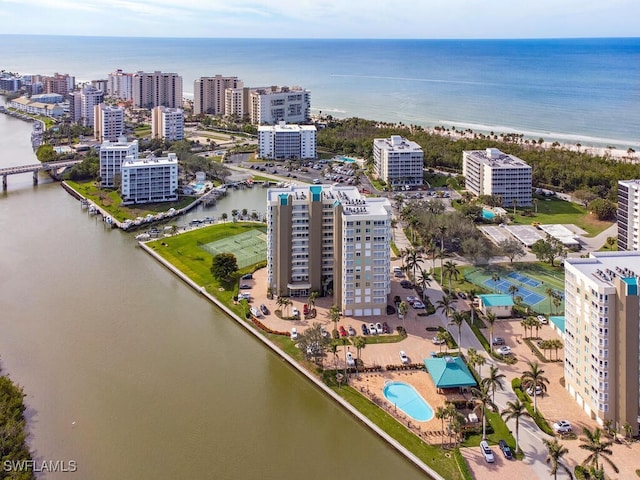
[383,381,434,422]
[482,208,495,219]
[340,156,356,163]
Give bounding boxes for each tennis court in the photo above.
[483,278,545,305]
[200,229,267,269]
[507,271,541,287]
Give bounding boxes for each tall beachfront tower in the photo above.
[107,69,134,101]
[267,184,391,317]
[249,86,311,125]
[193,75,243,115]
[121,153,178,205]
[373,135,424,189]
[617,179,640,251]
[462,148,532,207]
[258,122,317,160]
[132,71,183,109]
[224,87,250,121]
[69,85,104,127]
[151,106,184,141]
[94,104,125,142]
[99,137,139,188]
[564,251,640,435]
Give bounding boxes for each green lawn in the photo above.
[511,195,612,236]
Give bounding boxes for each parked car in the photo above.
[406,295,418,304]
[412,301,426,309]
[339,326,348,337]
[400,280,413,288]
[496,346,512,356]
[346,352,355,367]
[241,273,253,280]
[238,292,251,301]
[369,323,377,335]
[382,322,391,334]
[239,284,252,289]
[399,351,409,364]
[259,304,269,315]
[375,322,384,334]
[249,306,261,317]
[480,440,495,463]
[361,324,369,335]
[537,315,549,324]
[498,440,513,460]
[458,292,467,299]
[492,337,506,346]
[290,328,298,340]
[303,304,310,315]
[347,325,356,336]
[394,271,405,278]
[526,385,543,396]
[552,420,572,433]
[291,307,299,318]
[432,336,446,345]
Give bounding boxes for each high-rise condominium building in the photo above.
[69,85,104,127]
[225,87,250,120]
[99,137,139,188]
[94,104,125,142]
[193,76,242,115]
[462,148,532,207]
[132,71,183,109]
[564,251,640,435]
[249,86,311,125]
[617,179,640,251]
[373,135,424,188]
[107,69,134,100]
[121,154,178,205]
[258,122,317,160]
[151,106,184,141]
[41,73,75,97]
[267,185,391,316]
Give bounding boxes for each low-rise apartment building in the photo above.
[258,122,317,159]
[99,137,139,188]
[121,154,178,205]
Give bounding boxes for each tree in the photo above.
[482,365,506,404]
[308,291,319,310]
[588,198,617,221]
[435,406,447,445]
[210,253,238,281]
[501,399,530,454]
[353,336,366,361]
[297,322,330,363]
[169,224,179,236]
[544,438,573,480]
[470,382,496,440]
[520,361,549,413]
[486,312,497,352]
[467,348,486,377]
[329,304,341,332]
[498,238,526,263]
[405,248,424,282]
[449,311,465,351]
[443,260,460,291]
[491,272,501,292]
[508,284,519,300]
[416,268,433,302]
[579,427,619,475]
[436,294,457,323]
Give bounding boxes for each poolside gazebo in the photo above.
[424,356,477,394]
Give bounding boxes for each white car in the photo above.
[291,307,299,318]
[369,323,377,335]
[290,328,298,340]
[527,385,543,396]
[480,440,495,463]
[399,351,409,364]
[346,352,355,367]
[537,315,549,324]
[432,336,446,345]
[375,322,384,334]
[249,306,262,318]
[552,420,572,433]
[496,346,512,356]
[238,292,252,301]
[406,295,418,304]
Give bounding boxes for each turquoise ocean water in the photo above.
[1,35,639,148]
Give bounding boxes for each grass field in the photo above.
[511,195,612,236]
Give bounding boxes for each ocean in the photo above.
[1,35,639,149]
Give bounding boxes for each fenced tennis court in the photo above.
[507,271,541,287]
[200,229,267,268]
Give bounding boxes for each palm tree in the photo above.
[329,304,341,332]
[449,311,465,351]
[405,248,424,282]
[424,239,438,271]
[436,294,457,322]
[276,295,287,314]
[486,312,496,352]
[520,361,549,413]
[444,402,458,447]
[533,197,539,213]
[579,427,619,474]
[437,249,447,284]
[170,224,179,236]
[508,284,519,300]
[435,405,447,445]
[353,336,366,361]
[443,260,460,292]
[481,365,506,403]
[491,272,501,292]
[511,198,518,215]
[544,438,573,480]
[308,291,319,310]
[546,287,555,313]
[416,268,433,302]
[438,224,447,253]
[471,382,496,439]
[501,399,530,454]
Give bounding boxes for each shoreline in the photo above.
[137,240,444,480]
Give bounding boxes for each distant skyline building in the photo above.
[373,135,424,188]
[40,73,75,98]
[258,122,317,160]
[0,74,22,92]
[249,86,311,125]
[462,148,532,207]
[224,87,250,120]
[193,75,243,115]
[267,184,392,316]
[99,137,139,188]
[69,85,104,127]
[151,106,184,141]
[107,69,134,100]
[132,71,183,109]
[121,153,178,205]
[617,179,640,251]
[564,251,640,435]
[94,104,125,142]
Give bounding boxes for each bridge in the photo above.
[1,160,83,190]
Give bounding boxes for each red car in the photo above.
[339,326,348,337]
[303,304,310,315]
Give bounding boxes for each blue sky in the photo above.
[1,0,638,38]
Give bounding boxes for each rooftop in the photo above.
[423,356,477,389]
[566,251,640,288]
[477,294,514,307]
[464,148,530,169]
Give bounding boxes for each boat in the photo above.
[135,233,151,241]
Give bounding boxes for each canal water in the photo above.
[0,113,427,479]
